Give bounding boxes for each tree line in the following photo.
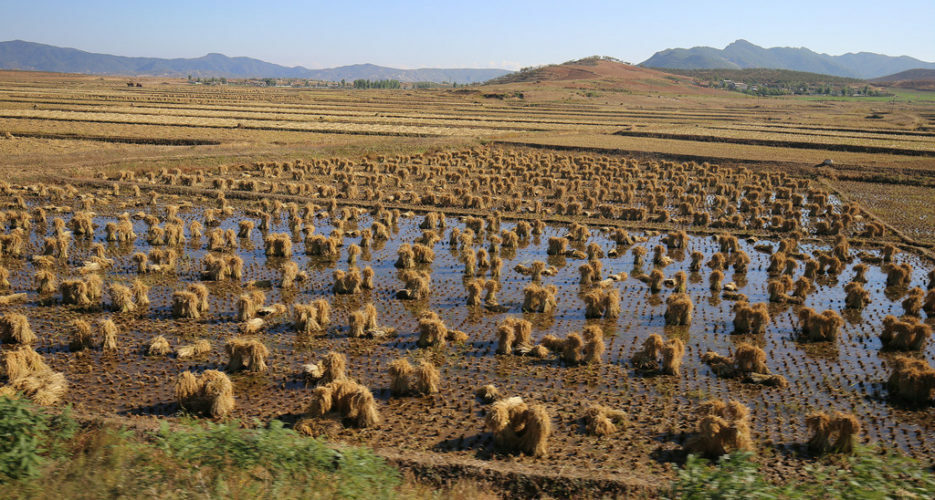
[352,79,401,89]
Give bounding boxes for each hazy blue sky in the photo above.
[3,0,933,69]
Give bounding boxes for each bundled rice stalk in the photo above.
[35,270,57,295]
[661,338,686,376]
[496,317,533,355]
[108,283,136,313]
[177,339,212,359]
[584,404,627,436]
[844,282,870,310]
[0,313,36,345]
[237,290,265,321]
[484,397,551,457]
[902,287,925,317]
[521,283,557,314]
[880,315,932,351]
[1,346,67,406]
[201,253,230,281]
[303,351,348,385]
[225,337,270,372]
[131,279,150,307]
[297,379,380,429]
[146,335,172,356]
[332,268,363,294]
[732,301,770,335]
[466,279,483,307]
[61,280,92,308]
[188,283,210,316]
[417,311,448,348]
[807,412,861,455]
[797,307,844,342]
[664,293,693,326]
[172,291,201,320]
[701,343,788,387]
[387,358,439,396]
[684,399,753,458]
[98,319,118,352]
[581,325,604,364]
[475,384,501,403]
[280,261,306,288]
[69,319,93,351]
[175,369,234,418]
[263,233,293,258]
[631,334,664,370]
[294,299,330,334]
[886,356,935,404]
[396,270,431,300]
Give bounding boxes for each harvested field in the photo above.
[834,180,935,245]
[2,70,935,496]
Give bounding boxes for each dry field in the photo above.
[1,71,935,496]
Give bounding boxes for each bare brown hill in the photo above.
[871,69,935,91]
[483,56,725,95]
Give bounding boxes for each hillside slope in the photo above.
[871,68,935,91]
[484,57,716,95]
[641,40,935,79]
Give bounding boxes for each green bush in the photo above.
[793,446,935,499]
[0,395,77,482]
[156,419,401,499]
[0,396,47,481]
[668,452,778,500]
[668,447,935,500]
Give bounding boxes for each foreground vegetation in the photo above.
[3,396,933,499]
[671,449,935,499]
[0,396,404,499]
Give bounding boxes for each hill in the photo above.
[0,40,510,83]
[484,56,714,94]
[665,68,860,85]
[871,68,935,91]
[640,40,935,79]
[661,68,876,95]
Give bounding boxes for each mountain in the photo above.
[0,40,510,83]
[872,68,935,83]
[871,68,935,91]
[291,63,509,84]
[640,40,935,79]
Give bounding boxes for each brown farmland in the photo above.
[1,68,934,497]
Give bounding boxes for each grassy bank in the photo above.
[0,396,485,500]
[3,395,935,499]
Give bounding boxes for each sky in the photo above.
[2,0,934,70]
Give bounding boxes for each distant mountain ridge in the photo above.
[0,40,510,83]
[640,40,935,79]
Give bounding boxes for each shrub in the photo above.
[668,447,935,499]
[156,420,400,497]
[0,396,76,482]
[668,452,772,500]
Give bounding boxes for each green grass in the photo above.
[668,448,935,499]
[6,395,935,499]
[796,89,935,102]
[0,395,402,499]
